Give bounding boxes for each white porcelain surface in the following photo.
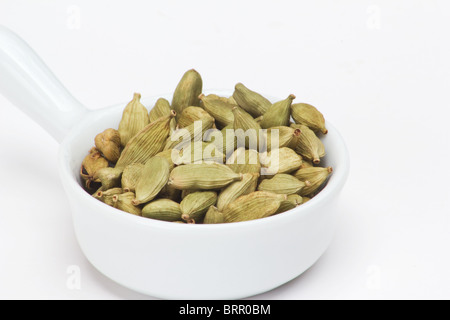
[0,25,350,299]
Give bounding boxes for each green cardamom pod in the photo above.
[171,141,225,165]
[264,126,301,152]
[277,194,303,213]
[116,111,176,169]
[149,98,177,132]
[260,147,303,176]
[168,163,243,190]
[260,94,296,129]
[293,166,333,196]
[257,173,306,195]
[232,83,271,117]
[121,163,144,192]
[164,117,214,150]
[95,128,122,163]
[232,106,262,150]
[291,124,325,164]
[203,206,225,224]
[291,103,328,134]
[133,156,171,205]
[118,93,150,147]
[94,188,123,206]
[112,192,142,216]
[223,191,287,223]
[226,147,261,174]
[96,167,123,191]
[217,173,259,211]
[171,69,203,117]
[198,93,234,128]
[177,106,215,128]
[80,148,109,190]
[142,199,182,222]
[180,191,218,222]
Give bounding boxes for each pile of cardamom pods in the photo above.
[80,69,333,224]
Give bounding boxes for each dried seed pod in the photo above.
[177,106,215,128]
[264,126,301,152]
[198,94,234,128]
[302,197,311,203]
[260,94,296,129]
[171,69,203,116]
[96,167,123,191]
[260,147,303,176]
[181,189,197,200]
[257,173,306,195]
[293,166,333,196]
[277,194,303,213]
[121,163,144,192]
[203,206,225,224]
[232,106,262,150]
[142,199,182,222]
[133,156,171,205]
[158,184,182,202]
[112,192,142,216]
[164,117,214,150]
[149,98,176,132]
[291,124,325,164]
[291,103,328,134]
[168,163,243,190]
[232,83,271,117]
[299,159,314,169]
[116,111,176,169]
[217,173,259,211]
[95,128,122,163]
[204,126,237,158]
[171,141,225,165]
[118,93,149,147]
[180,191,218,222]
[94,188,123,206]
[223,191,287,223]
[226,148,261,174]
[154,149,176,170]
[80,148,109,189]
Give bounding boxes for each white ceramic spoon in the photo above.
[0,25,350,300]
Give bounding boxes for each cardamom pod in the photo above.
[177,106,215,128]
[291,103,328,134]
[142,199,182,222]
[171,141,225,165]
[232,106,262,150]
[293,166,333,196]
[80,148,109,190]
[133,156,171,205]
[299,159,314,169]
[149,98,177,132]
[95,128,121,163]
[223,191,287,223]
[232,83,271,117]
[94,188,123,206]
[168,163,243,190]
[260,94,296,129]
[154,149,176,170]
[112,192,142,216]
[118,93,149,147]
[96,167,123,191]
[226,147,261,174]
[264,126,301,152]
[164,117,214,150]
[171,69,203,116]
[180,191,218,222]
[217,173,259,211]
[260,147,303,176]
[203,206,225,224]
[158,184,182,202]
[257,173,306,195]
[198,93,234,128]
[291,124,325,164]
[277,194,303,213]
[116,111,175,169]
[302,197,311,203]
[121,163,144,192]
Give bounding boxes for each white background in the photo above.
[0,0,449,300]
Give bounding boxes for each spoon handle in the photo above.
[0,25,88,143]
